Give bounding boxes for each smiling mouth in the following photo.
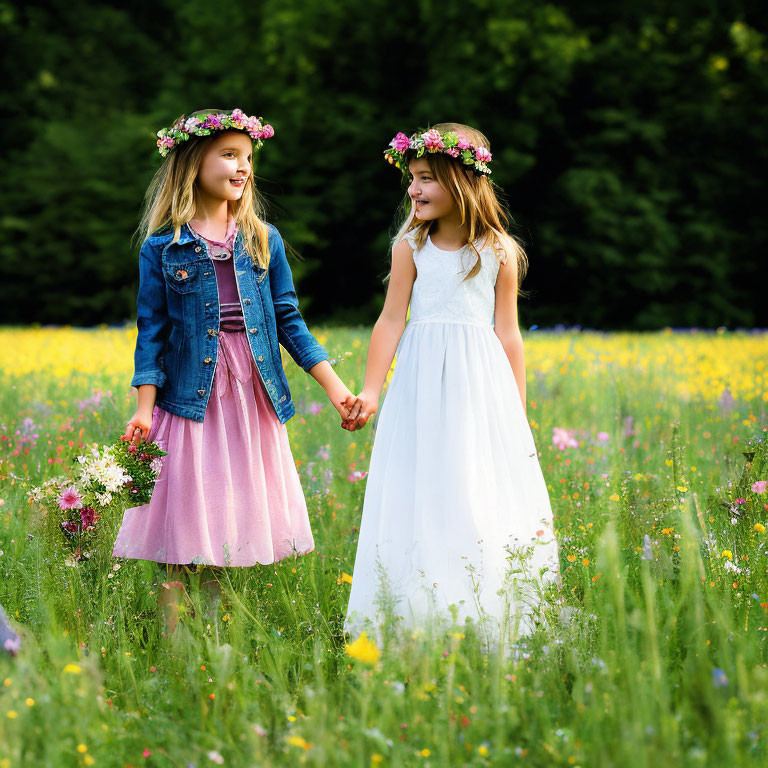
[230,178,246,187]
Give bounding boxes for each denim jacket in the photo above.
[131,222,328,423]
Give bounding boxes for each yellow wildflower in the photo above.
[287,735,311,750]
[345,632,381,666]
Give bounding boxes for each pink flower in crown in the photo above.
[456,134,471,150]
[203,113,224,130]
[184,116,201,133]
[390,132,411,153]
[157,135,175,151]
[244,116,262,136]
[475,146,492,163]
[422,129,445,151]
[230,109,246,127]
[57,485,83,510]
[445,147,460,157]
[261,123,275,139]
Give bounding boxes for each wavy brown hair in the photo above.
[137,110,270,269]
[393,122,527,287]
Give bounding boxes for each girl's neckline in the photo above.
[426,234,470,254]
[188,217,236,247]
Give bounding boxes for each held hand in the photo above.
[344,390,379,431]
[124,409,153,447]
[334,392,362,431]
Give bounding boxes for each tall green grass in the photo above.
[1,327,767,767]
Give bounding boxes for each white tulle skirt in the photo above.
[344,320,560,642]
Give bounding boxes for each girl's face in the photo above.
[196,131,253,202]
[407,157,456,221]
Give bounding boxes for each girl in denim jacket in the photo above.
[112,109,358,631]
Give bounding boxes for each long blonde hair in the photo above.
[393,122,527,286]
[137,112,270,269]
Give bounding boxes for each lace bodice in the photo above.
[404,232,501,326]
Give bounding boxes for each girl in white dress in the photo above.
[343,123,560,641]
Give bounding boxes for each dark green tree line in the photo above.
[0,0,765,328]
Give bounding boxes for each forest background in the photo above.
[1,0,765,330]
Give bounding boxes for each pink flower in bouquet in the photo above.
[390,132,411,153]
[80,507,98,530]
[61,520,79,534]
[475,146,492,163]
[422,129,445,151]
[752,481,767,494]
[57,485,83,510]
[552,427,579,451]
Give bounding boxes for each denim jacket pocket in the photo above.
[164,262,199,294]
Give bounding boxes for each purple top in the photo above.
[189,219,245,332]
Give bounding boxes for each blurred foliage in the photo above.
[0,0,765,328]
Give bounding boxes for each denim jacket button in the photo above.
[204,357,213,364]
[197,389,205,396]
[243,298,252,305]
[279,395,287,403]
[208,328,218,337]
[195,245,202,253]
[248,327,258,335]
[257,355,264,362]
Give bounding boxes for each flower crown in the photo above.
[156,108,275,157]
[384,128,493,176]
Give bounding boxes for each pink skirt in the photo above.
[112,330,314,567]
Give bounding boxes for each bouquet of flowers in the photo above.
[29,434,166,563]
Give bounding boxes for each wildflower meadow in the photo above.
[1,325,767,767]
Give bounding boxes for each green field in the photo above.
[1,326,767,767]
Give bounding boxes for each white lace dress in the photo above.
[345,232,560,640]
